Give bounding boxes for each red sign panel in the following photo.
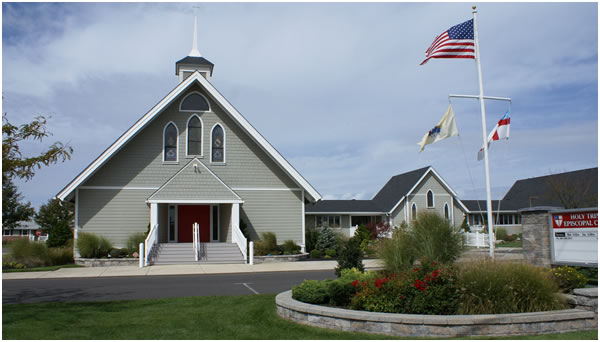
[552,211,598,229]
[35,230,41,237]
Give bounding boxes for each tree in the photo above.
[35,198,74,247]
[2,113,73,181]
[315,226,337,252]
[2,175,35,229]
[544,170,597,209]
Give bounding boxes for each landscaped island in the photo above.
[280,212,597,337]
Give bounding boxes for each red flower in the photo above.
[413,267,419,272]
[432,269,440,279]
[400,296,404,300]
[351,280,359,287]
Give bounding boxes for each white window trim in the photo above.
[185,114,204,158]
[179,91,211,112]
[426,189,435,208]
[210,123,226,164]
[163,121,179,164]
[411,203,418,220]
[444,202,450,220]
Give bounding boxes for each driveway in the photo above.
[3,270,335,304]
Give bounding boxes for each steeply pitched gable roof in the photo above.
[500,167,598,210]
[148,158,242,203]
[305,200,386,213]
[371,166,431,211]
[56,71,321,202]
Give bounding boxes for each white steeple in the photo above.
[188,15,202,57]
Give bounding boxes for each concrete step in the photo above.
[150,242,244,265]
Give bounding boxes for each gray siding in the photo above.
[149,160,240,202]
[220,203,232,242]
[83,84,298,190]
[341,215,350,228]
[78,189,153,247]
[158,203,168,243]
[237,190,303,245]
[391,203,407,226]
[407,174,454,220]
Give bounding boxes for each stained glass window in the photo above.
[187,116,202,155]
[164,123,178,162]
[212,124,224,162]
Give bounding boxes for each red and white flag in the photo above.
[477,110,511,161]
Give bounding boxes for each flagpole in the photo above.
[472,5,495,260]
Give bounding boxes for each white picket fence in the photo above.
[463,231,490,248]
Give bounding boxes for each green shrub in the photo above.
[335,237,364,277]
[9,239,51,267]
[325,248,337,258]
[309,249,322,258]
[410,212,464,265]
[575,266,598,285]
[2,261,26,269]
[126,232,147,255]
[77,232,113,258]
[327,279,356,307]
[315,226,337,253]
[282,240,301,255]
[48,246,73,265]
[261,232,277,250]
[292,280,330,304]
[551,266,588,292]
[458,261,566,314]
[253,240,269,256]
[353,225,372,247]
[377,227,416,274]
[495,227,508,241]
[305,228,320,253]
[109,248,128,258]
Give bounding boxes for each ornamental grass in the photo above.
[457,260,567,314]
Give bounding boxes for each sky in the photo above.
[2,2,598,209]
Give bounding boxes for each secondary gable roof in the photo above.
[500,167,598,210]
[56,71,321,202]
[147,158,242,203]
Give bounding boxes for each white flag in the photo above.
[418,104,459,152]
[477,110,511,161]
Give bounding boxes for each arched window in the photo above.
[444,203,450,220]
[163,122,178,162]
[180,92,210,112]
[211,124,225,163]
[426,190,434,208]
[411,203,417,220]
[186,115,202,156]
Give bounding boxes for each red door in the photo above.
[177,205,211,242]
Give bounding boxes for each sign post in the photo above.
[549,208,598,266]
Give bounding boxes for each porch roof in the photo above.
[148,158,242,203]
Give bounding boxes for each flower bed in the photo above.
[253,253,308,264]
[276,290,596,337]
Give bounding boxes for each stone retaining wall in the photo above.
[75,258,139,267]
[276,290,597,338]
[253,253,308,264]
[565,288,598,320]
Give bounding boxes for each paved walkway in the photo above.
[3,248,523,281]
[2,259,384,280]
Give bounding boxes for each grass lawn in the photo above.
[496,240,523,248]
[2,264,83,273]
[3,294,597,340]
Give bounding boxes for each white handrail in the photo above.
[144,223,159,266]
[193,222,199,261]
[232,223,247,263]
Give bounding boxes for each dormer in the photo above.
[176,16,214,82]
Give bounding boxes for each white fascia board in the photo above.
[147,199,244,204]
[389,196,406,215]
[56,75,199,201]
[305,212,388,215]
[193,74,322,203]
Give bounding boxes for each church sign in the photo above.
[550,208,598,266]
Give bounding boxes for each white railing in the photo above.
[144,223,159,266]
[463,231,490,248]
[193,222,200,261]
[232,223,247,263]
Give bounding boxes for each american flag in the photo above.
[420,19,475,65]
